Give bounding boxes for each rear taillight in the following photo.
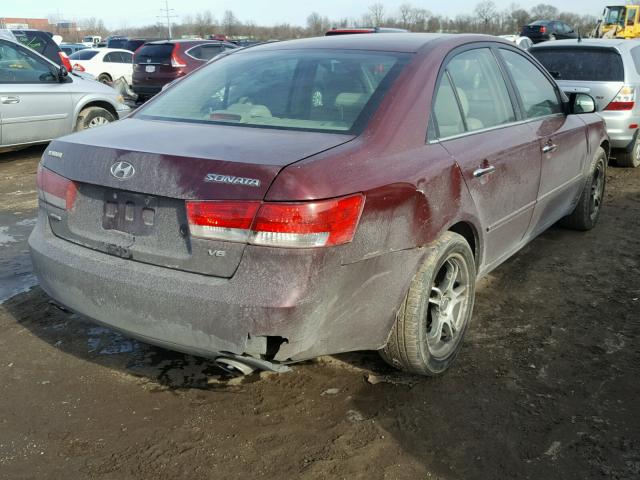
[186,194,365,248]
[36,165,77,210]
[170,45,187,68]
[59,51,72,71]
[605,86,636,111]
[73,63,85,72]
[540,26,547,33]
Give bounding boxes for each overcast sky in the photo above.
[4,0,607,29]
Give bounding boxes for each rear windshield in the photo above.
[69,50,99,60]
[531,48,624,82]
[108,39,128,49]
[137,49,410,134]
[135,43,174,63]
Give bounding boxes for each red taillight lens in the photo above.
[540,26,547,33]
[186,201,260,242]
[73,63,85,72]
[186,194,365,248]
[59,51,72,71]
[37,165,77,210]
[605,86,636,111]
[170,45,187,68]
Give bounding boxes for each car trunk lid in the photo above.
[41,118,354,277]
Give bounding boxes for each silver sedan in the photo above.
[0,37,130,152]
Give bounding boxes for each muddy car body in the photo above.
[29,34,609,375]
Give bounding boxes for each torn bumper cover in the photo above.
[29,209,420,366]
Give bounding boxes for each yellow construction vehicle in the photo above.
[592,3,640,39]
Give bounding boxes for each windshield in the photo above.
[531,48,624,82]
[69,50,99,60]
[137,49,410,134]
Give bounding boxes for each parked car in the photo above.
[69,48,134,85]
[60,43,88,55]
[106,36,129,49]
[326,27,409,35]
[81,35,101,48]
[123,38,161,53]
[531,38,640,167]
[499,34,533,49]
[0,38,130,152]
[29,34,608,376]
[0,28,72,71]
[521,20,578,43]
[132,39,237,100]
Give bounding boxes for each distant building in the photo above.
[0,17,50,30]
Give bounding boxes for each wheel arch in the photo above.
[447,220,481,270]
[73,100,118,129]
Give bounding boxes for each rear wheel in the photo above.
[615,140,640,168]
[560,147,607,230]
[97,73,112,84]
[75,107,115,131]
[380,232,476,376]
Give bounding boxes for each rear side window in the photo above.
[446,48,515,132]
[11,31,46,54]
[69,50,99,60]
[432,74,465,138]
[135,44,174,64]
[500,49,562,119]
[531,48,624,82]
[188,44,223,61]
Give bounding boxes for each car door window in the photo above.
[432,74,466,138]
[120,52,133,63]
[446,48,516,132]
[0,41,57,83]
[500,49,562,119]
[103,52,115,63]
[188,44,223,61]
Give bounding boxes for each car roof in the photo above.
[530,38,640,52]
[145,39,225,44]
[241,33,504,54]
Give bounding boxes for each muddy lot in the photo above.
[0,146,638,479]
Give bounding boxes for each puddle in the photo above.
[0,226,17,246]
[0,216,38,304]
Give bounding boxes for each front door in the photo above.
[499,48,588,237]
[0,40,72,147]
[431,47,542,270]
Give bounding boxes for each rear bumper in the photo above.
[29,209,418,364]
[599,110,640,149]
[131,84,163,97]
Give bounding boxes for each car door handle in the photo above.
[542,143,558,154]
[0,96,20,104]
[473,165,496,177]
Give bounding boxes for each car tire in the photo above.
[560,146,607,230]
[97,73,112,84]
[615,141,640,168]
[75,107,116,131]
[380,231,476,376]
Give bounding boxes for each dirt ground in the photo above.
[0,146,638,480]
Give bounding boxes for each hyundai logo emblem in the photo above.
[110,161,135,180]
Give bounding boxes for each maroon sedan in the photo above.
[30,34,608,376]
[132,39,237,101]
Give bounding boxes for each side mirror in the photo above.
[58,65,69,81]
[570,93,596,114]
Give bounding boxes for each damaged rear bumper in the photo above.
[29,209,421,365]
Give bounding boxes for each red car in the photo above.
[30,34,608,376]
[132,39,237,101]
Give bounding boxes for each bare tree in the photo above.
[221,10,240,37]
[369,2,385,27]
[474,1,497,32]
[307,12,326,36]
[399,3,414,28]
[530,3,559,20]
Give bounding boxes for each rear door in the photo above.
[431,46,542,269]
[0,39,72,146]
[499,48,588,237]
[530,46,625,111]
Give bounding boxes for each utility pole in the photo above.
[158,0,177,39]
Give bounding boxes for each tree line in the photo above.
[63,2,598,42]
